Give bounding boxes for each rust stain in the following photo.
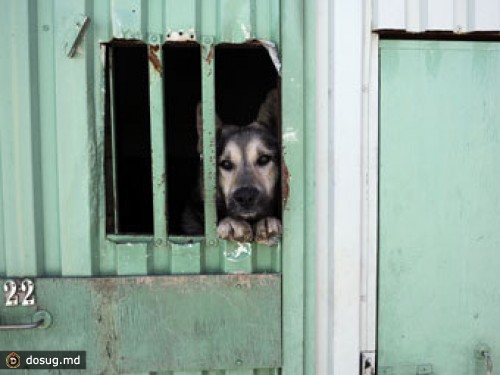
[148,44,163,76]
[205,46,214,65]
[282,162,290,205]
[158,172,166,187]
[92,279,119,374]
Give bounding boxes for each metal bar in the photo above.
[0,320,43,331]
[200,36,220,272]
[106,234,154,243]
[304,0,317,373]
[360,32,379,355]
[1,0,43,277]
[37,0,61,275]
[148,45,168,250]
[54,0,96,276]
[65,15,91,58]
[281,0,306,372]
[0,310,51,331]
[108,47,120,234]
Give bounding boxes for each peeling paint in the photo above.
[224,242,252,262]
[205,46,214,65]
[166,28,196,42]
[283,129,298,143]
[100,44,106,67]
[241,23,252,40]
[258,40,281,75]
[155,172,166,187]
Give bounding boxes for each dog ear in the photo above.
[196,102,223,154]
[256,88,279,131]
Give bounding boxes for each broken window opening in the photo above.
[105,41,154,235]
[104,40,281,241]
[164,43,202,235]
[215,44,280,127]
[209,44,282,241]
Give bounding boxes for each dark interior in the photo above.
[105,42,279,236]
[163,43,202,235]
[106,43,153,234]
[215,44,279,126]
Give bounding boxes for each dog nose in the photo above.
[233,187,259,209]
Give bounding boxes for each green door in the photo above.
[0,1,313,374]
[379,40,500,375]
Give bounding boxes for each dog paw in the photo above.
[217,217,253,242]
[254,217,282,246]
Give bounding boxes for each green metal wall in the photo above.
[379,40,500,374]
[0,0,315,374]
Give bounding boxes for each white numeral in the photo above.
[21,279,35,306]
[3,280,18,306]
[3,279,36,307]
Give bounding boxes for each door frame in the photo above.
[315,1,380,373]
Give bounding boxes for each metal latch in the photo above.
[361,351,376,375]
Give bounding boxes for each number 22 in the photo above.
[3,279,36,306]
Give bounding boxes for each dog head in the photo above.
[217,122,279,221]
[197,89,280,222]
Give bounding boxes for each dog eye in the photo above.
[219,160,234,171]
[257,155,272,166]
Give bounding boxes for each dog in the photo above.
[182,89,282,245]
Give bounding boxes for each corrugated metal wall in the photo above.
[373,0,500,33]
[317,1,500,374]
[0,0,316,373]
[0,0,282,279]
[0,0,98,277]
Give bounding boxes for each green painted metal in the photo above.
[1,275,281,372]
[379,40,500,374]
[110,0,280,47]
[201,36,219,271]
[108,48,121,234]
[0,0,315,373]
[170,242,201,274]
[37,1,62,277]
[0,0,43,277]
[54,0,99,277]
[149,44,169,251]
[303,1,316,373]
[280,0,308,373]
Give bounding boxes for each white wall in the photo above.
[315,1,500,374]
[316,0,371,374]
[374,0,500,33]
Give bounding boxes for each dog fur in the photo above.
[182,89,281,245]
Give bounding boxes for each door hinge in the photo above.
[361,351,376,375]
